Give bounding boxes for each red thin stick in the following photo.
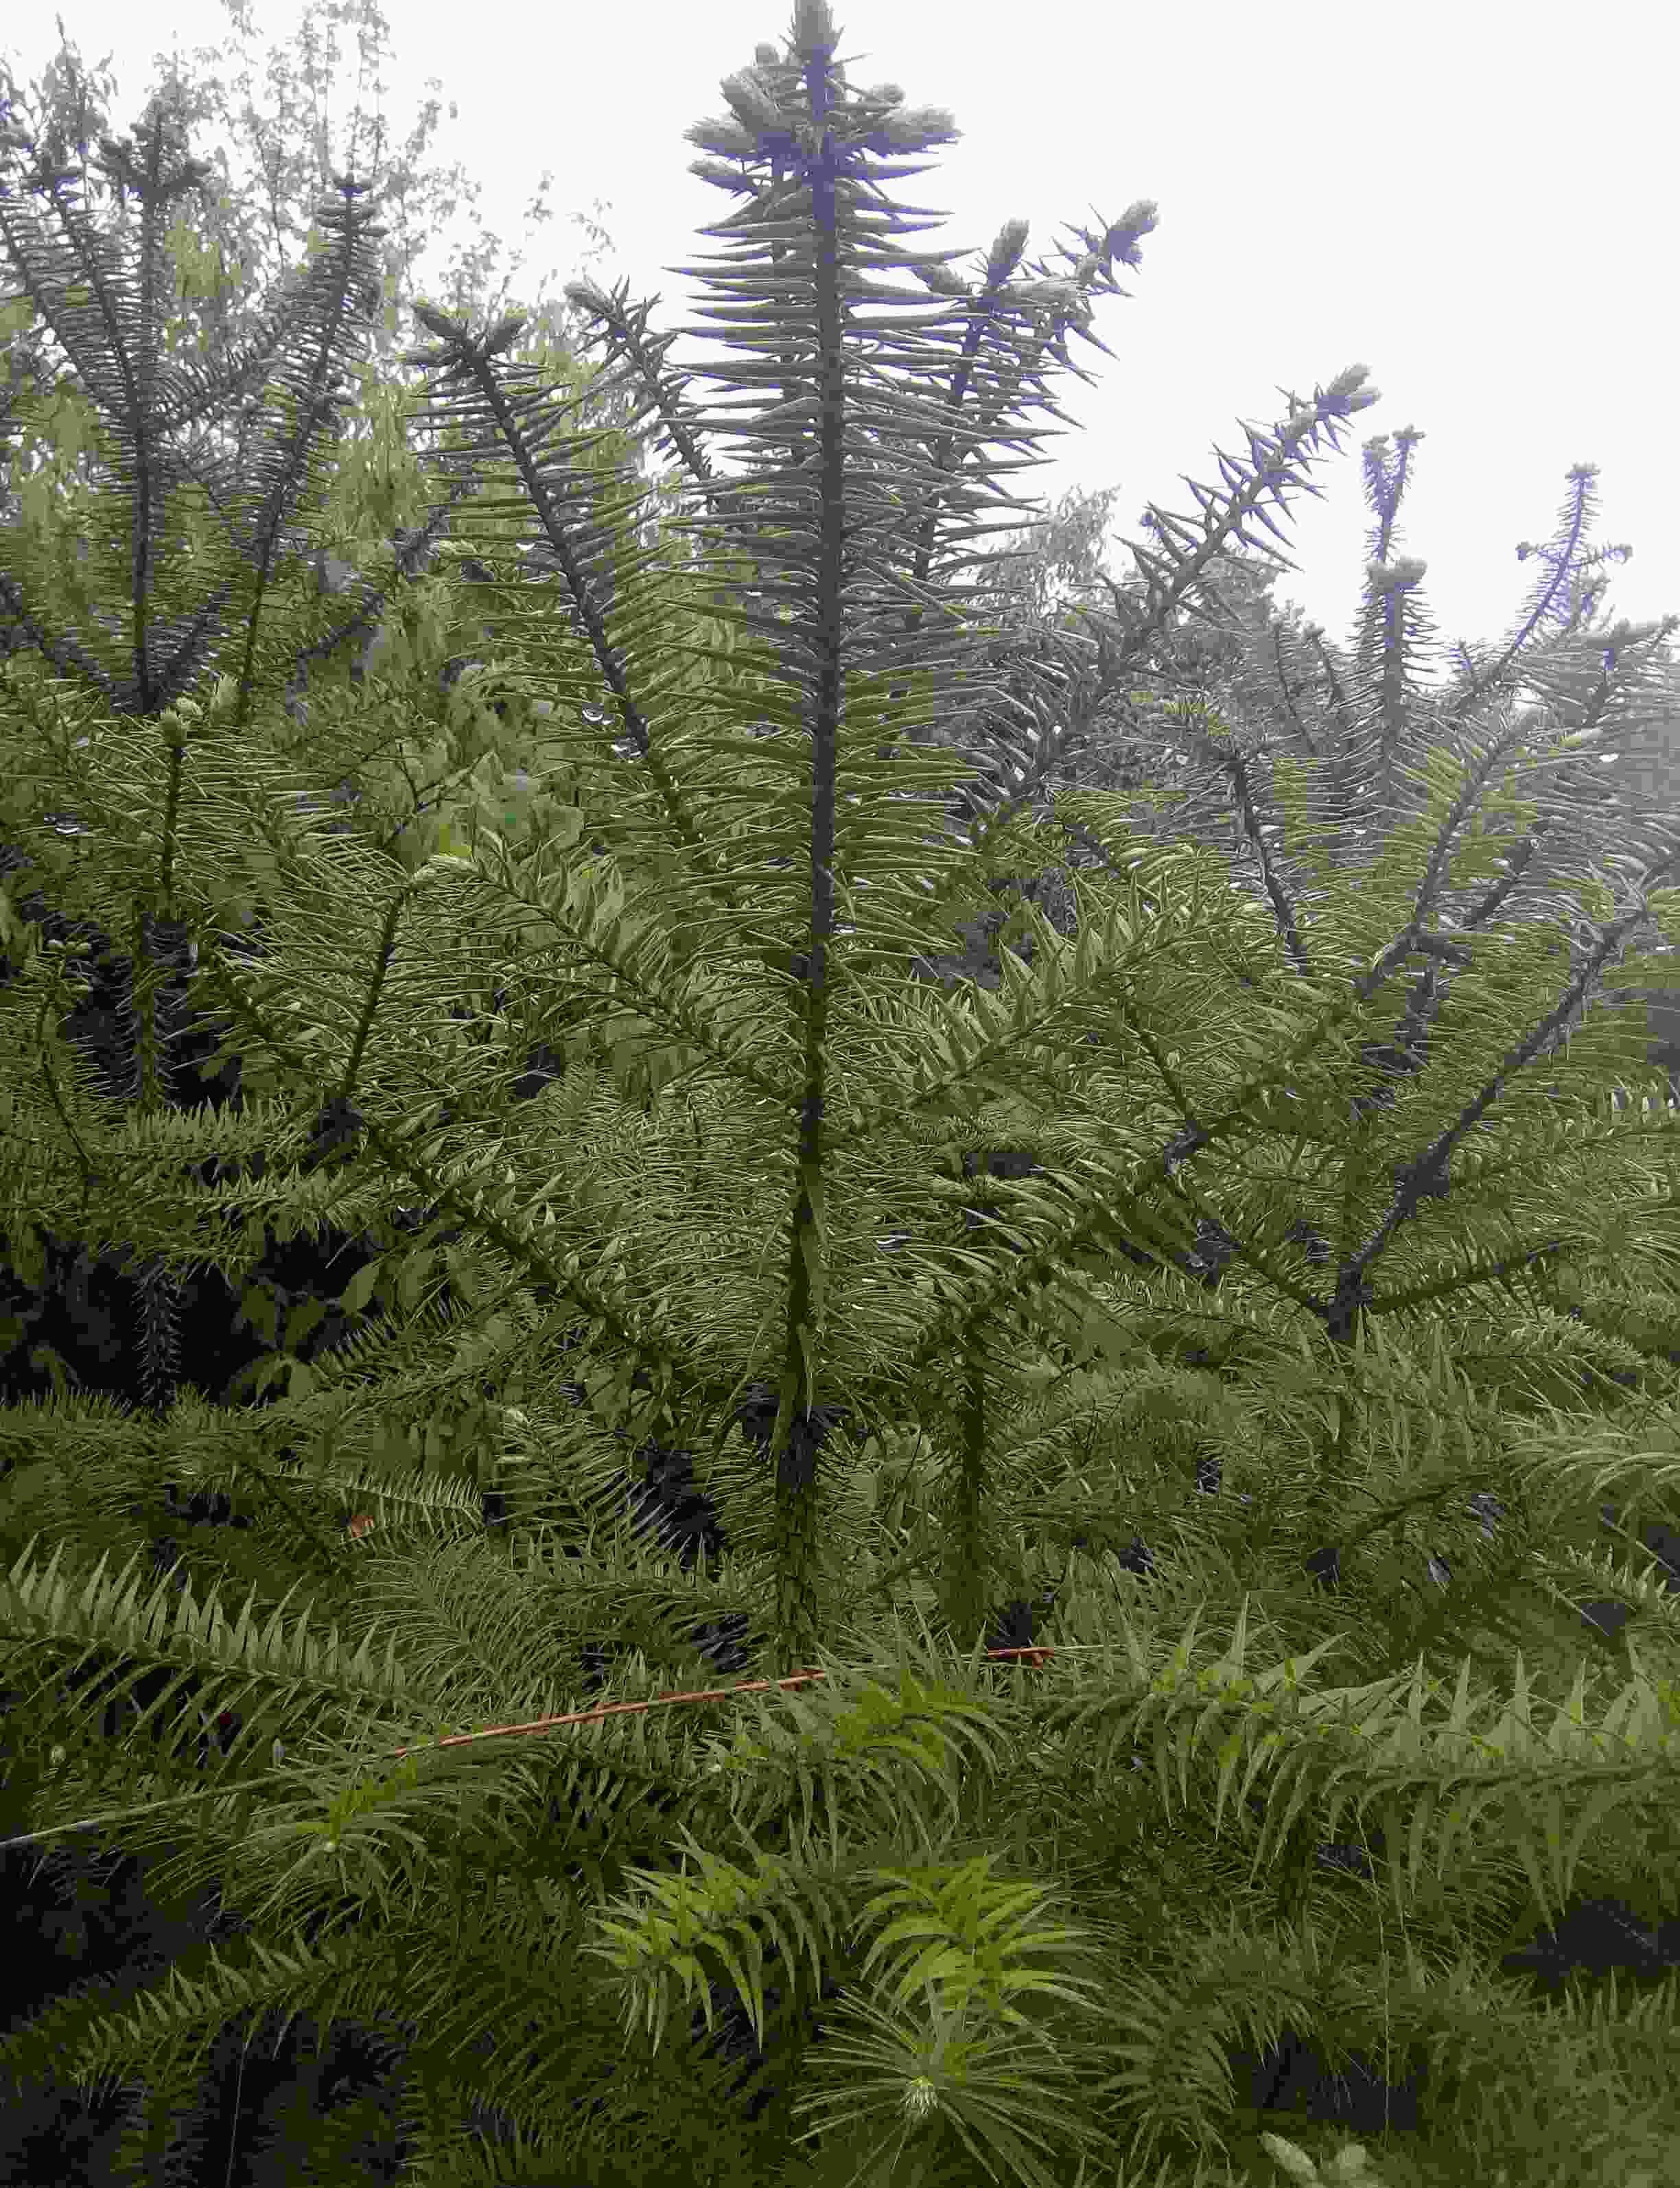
[385,1647,1058,1760]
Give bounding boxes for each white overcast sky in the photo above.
[3,1,1675,699]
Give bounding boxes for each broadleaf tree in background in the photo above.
[0,0,688,725]
[0,3,631,525]
[0,1,751,891]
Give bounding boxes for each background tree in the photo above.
[0,0,714,721]
[0,4,637,545]
[948,462,1680,1097]
[0,0,731,887]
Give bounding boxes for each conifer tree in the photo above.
[1,10,1679,2185]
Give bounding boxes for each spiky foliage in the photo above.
[2,8,1680,2186]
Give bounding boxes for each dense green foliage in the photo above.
[1,5,1679,2184]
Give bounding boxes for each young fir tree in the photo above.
[1,8,1679,2186]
